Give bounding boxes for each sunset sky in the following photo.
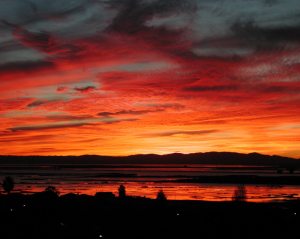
[0,0,300,158]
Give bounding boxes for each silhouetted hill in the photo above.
[0,152,299,167]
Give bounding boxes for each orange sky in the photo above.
[0,0,300,158]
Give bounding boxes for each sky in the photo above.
[0,0,300,158]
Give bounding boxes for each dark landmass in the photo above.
[1,192,300,239]
[0,152,299,167]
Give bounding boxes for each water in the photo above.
[0,164,299,202]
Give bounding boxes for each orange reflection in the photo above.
[17,182,300,203]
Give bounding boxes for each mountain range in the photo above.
[0,152,299,167]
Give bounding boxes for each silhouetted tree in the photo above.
[118,185,126,200]
[33,186,60,209]
[43,186,60,197]
[2,176,14,195]
[232,185,247,202]
[288,167,296,174]
[156,189,167,203]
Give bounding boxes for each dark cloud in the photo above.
[27,100,48,108]
[13,29,80,55]
[14,30,59,54]
[193,19,300,57]
[152,0,196,15]
[0,20,20,28]
[2,20,83,56]
[0,39,26,53]
[8,121,90,132]
[46,114,93,121]
[263,0,279,6]
[232,21,300,43]
[97,109,156,117]
[106,0,195,34]
[140,103,185,109]
[191,36,249,55]
[184,85,237,92]
[98,105,182,118]
[258,84,300,93]
[0,1,85,27]
[103,118,138,124]
[27,99,59,109]
[8,117,138,132]
[103,0,198,64]
[38,5,86,22]
[73,86,96,93]
[105,0,151,34]
[0,60,54,73]
[230,21,300,51]
[1,20,58,52]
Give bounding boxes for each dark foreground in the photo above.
[1,193,300,239]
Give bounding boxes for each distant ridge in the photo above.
[0,152,299,167]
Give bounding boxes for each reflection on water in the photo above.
[1,164,300,202]
[17,182,300,202]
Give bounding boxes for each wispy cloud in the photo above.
[141,130,219,137]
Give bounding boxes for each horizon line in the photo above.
[0,151,299,160]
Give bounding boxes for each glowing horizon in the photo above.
[0,0,300,158]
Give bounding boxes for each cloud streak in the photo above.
[141,130,219,137]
